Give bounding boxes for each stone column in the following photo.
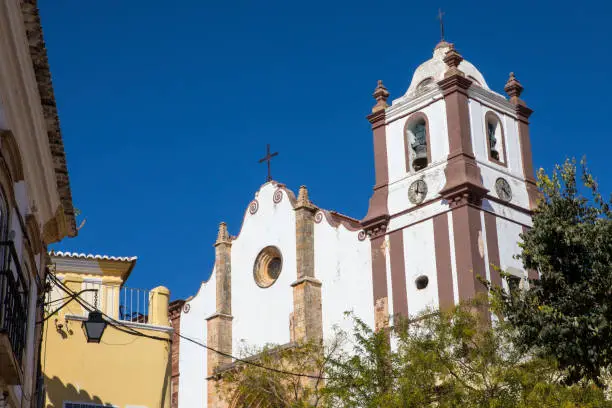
[291,186,323,343]
[207,222,233,408]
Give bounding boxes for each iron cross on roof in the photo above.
[437,8,445,41]
[258,144,278,182]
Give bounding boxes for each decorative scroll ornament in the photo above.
[273,189,283,204]
[314,211,324,224]
[249,199,259,215]
[183,303,191,314]
[358,231,367,241]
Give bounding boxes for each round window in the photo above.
[253,246,283,288]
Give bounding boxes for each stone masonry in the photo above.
[169,299,185,408]
[291,186,323,343]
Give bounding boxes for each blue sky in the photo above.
[41,0,611,300]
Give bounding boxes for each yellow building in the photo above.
[42,252,172,408]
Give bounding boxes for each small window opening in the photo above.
[415,275,429,290]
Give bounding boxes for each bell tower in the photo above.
[362,41,537,326]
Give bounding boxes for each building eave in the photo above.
[21,0,77,239]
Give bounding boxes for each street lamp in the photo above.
[82,310,107,343]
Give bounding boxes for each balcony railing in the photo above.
[119,286,150,324]
[0,241,29,368]
[76,281,151,324]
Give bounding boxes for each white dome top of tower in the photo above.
[405,41,489,96]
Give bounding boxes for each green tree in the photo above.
[221,302,611,407]
[220,337,341,408]
[495,159,612,384]
[326,301,611,408]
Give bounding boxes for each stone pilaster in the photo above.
[362,81,390,235]
[437,45,488,304]
[207,222,233,408]
[438,45,488,206]
[504,73,540,210]
[292,186,323,343]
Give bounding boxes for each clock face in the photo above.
[495,178,512,202]
[408,179,428,204]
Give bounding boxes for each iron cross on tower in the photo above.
[437,8,445,41]
[258,144,278,182]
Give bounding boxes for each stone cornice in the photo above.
[290,276,322,288]
[206,312,233,322]
[467,86,517,117]
[437,75,473,94]
[362,213,389,239]
[387,87,444,123]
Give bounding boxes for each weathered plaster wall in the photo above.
[178,275,216,408]
[496,217,525,280]
[402,219,439,316]
[314,220,373,340]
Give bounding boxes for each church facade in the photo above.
[173,40,538,408]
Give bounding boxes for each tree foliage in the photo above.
[325,302,610,408]
[220,337,341,408]
[495,159,612,384]
[221,302,610,407]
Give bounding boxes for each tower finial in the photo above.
[442,44,465,77]
[437,8,445,41]
[371,80,390,113]
[504,72,524,105]
[215,222,230,245]
[297,185,311,206]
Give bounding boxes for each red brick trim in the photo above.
[451,205,487,300]
[389,230,408,317]
[433,213,454,310]
[483,212,502,289]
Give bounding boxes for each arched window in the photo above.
[485,112,506,165]
[405,115,429,172]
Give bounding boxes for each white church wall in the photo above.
[178,272,216,408]
[479,164,530,209]
[231,183,296,352]
[496,217,525,279]
[468,98,531,211]
[388,197,448,232]
[314,221,374,342]
[385,98,448,186]
[387,164,447,219]
[402,219,440,316]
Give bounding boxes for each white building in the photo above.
[172,40,538,408]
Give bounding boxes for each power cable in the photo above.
[46,272,331,380]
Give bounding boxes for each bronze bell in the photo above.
[411,123,428,171]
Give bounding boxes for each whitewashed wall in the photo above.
[496,218,525,279]
[402,219,439,316]
[178,274,216,408]
[231,183,296,352]
[314,220,373,340]
[385,98,449,186]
